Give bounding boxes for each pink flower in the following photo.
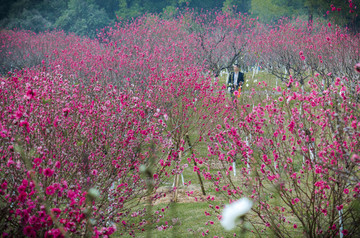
[7,158,15,167]
[18,191,28,202]
[293,224,297,229]
[322,209,327,216]
[18,185,26,193]
[106,225,117,235]
[53,116,59,128]
[67,190,76,198]
[55,161,61,169]
[23,226,36,237]
[33,157,42,166]
[15,108,23,119]
[47,229,61,237]
[66,222,75,229]
[28,216,39,225]
[344,188,349,194]
[19,120,29,129]
[62,108,70,117]
[1,181,7,190]
[46,185,55,195]
[43,168,54,177]
[51,208,61,217]
[22,179,28,187]
[25,89,36,100]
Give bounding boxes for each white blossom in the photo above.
[220,198,253,231]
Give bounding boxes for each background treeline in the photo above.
[0,0,359,38]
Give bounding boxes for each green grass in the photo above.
[118,202,257,238]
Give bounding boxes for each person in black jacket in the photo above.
[226,63,244,97]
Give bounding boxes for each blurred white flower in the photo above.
[220,198,253,231]
[246,84,249,87]
[286,96,292,104]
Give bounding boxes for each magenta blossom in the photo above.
[46,185,55,195]
[51,208,61,217]
[43,168,54,177]
[23,226,36,237]
[25,89,36,100]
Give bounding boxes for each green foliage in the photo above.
[116,0,143,20]
[0,0,51,32]
[187,0,223,11]
[0,0,14,19]
[1,0,360,36]
[55,0,111,38]
[1,8,52,32]
[95,0,119,19]
[222,0,251,13]
[250,0,360,30]
[38,0,68,23]
[116,0,188,20]
[250,0,305,22]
